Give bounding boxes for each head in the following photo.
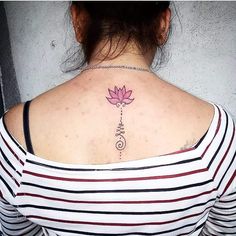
[70,1,171,67]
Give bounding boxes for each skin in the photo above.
[4,6,214,165]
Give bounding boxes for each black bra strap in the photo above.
[23,100,34,154]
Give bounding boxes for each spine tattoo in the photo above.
[106,85,134,158]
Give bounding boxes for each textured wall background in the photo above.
[0,1,20,111]
[4,1,236,117]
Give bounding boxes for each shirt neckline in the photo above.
[1,102,219,169]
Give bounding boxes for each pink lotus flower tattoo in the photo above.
[106,85,134,107]
[106,85,134,158]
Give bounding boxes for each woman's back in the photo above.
[4,70,214,165]
[1,78,235,235]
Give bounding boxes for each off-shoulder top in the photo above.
[0,101,235,236]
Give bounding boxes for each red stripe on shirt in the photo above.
[16,188,217,204]
[213,126,235,180]
[0,133,24,166]
[26,206,212,226]
[222,170,236,196]
[23,168,208,182]
[0,160,20,187]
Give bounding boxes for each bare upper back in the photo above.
[4,71,214,165]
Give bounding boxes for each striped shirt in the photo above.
[0,102,235,236]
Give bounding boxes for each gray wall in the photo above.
[0,1,20,112]
[4,1,236,117]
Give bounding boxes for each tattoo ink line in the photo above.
[106,85,134,158]
[115,107,126,157]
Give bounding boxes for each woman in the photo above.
[0,1,235,235]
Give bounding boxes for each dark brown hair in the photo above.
[62,1,171,71]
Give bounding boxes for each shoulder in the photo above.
[3,102,26,149]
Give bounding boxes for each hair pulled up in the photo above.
[62,1,171,72]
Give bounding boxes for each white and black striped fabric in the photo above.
[0,103,235,236]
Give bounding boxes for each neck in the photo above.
[87,40,155,69]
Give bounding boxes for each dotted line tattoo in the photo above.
[106,85,134,158]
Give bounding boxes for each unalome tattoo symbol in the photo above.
[106,85,134,158]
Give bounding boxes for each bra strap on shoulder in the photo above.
[23,100,34,154]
